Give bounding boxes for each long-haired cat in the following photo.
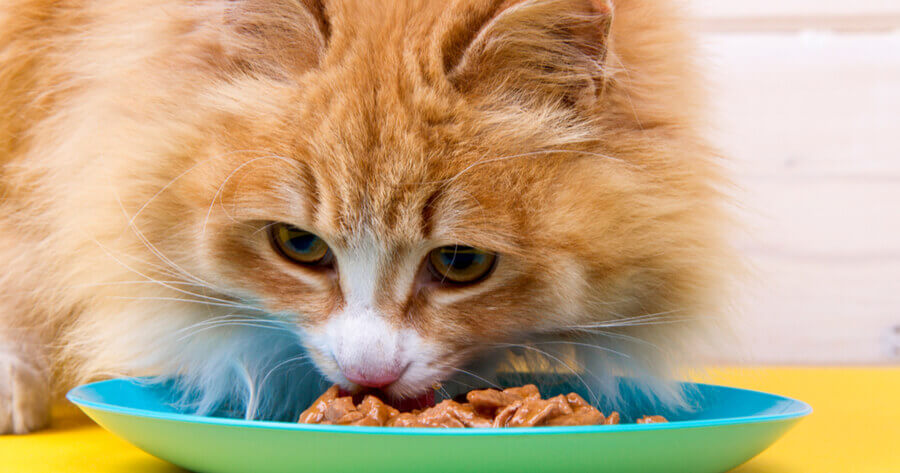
[0,0,730,433]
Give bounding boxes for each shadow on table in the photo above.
[46,404,99,433]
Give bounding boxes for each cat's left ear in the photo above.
[446,0,612,109]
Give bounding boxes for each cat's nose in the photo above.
[341,365,404,388]
[325,308,410,388]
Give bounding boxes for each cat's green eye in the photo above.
[269,223,332,266]
[427,246,497,284]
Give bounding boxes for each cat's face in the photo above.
[162,0,722,400]
[194,89,614,399]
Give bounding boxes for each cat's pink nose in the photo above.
[342,366,403,388]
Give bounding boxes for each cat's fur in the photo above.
[0,0,730,434]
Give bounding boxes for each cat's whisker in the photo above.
[256,354,313,397]
[130,226,210,287]
[250,221,280,237]
[237,363,257,421]
[565,310,692,329]
[436,385,452,400]
[92,239,271,328]
[89,237,211,299]
[201,155,297,237]
[175,321,293,343]
[450,187,491,236]
[86,228,192,284]
[246,367,317,420]
[608,309,683,321]
[128,149,277,227]
[87,280,212,289]
[0,279,213,298]
[100,272,262,310]
[111,250,201,284]
[563,327,663,351]
[172,320,288,342]
[168,315,284,338]
[132,284,260,309]
[489,342,599,405]
[433,363,502,390]
[570,316,695,329]
[89,237,264,312]
[106,295,264,312]
[529,340,631,359]
[112,186,215,288]
[172,313,265,328]
[441,378,478,391]
[175,320,283,342]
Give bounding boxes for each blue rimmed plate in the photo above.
[68,377,810,473]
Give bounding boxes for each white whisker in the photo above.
[434,363,501,390]
[112,186,215,287]
[201,155,296,237]
[490,342,598,405]
[530,340,631,359]
[89,237,262,312]
[175,322,292,343]
[128,149,276,227]
[106,295,263,312]
[256,355,312,397]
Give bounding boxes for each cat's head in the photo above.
[149,0,726,402]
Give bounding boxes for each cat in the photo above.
[0,0,731,434]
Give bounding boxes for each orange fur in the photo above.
[0,0,731,432]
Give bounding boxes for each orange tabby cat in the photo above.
[0,0,730,433]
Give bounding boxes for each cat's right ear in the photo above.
[207,0,330,78]
[445,0,613,109]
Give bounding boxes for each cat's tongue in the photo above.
[338,387,435,411]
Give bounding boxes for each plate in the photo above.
[67,377,810,473]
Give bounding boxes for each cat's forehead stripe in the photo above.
[299,161,320,223]
[420,188,441,239]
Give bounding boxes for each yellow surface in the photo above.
[1,367,898,472]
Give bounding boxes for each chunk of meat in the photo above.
[297,385,339,424]
[605,412,620,425]
[323,396,357,423]
[503,384,541,400]
[466,389,521,417]
[466,384,543,418]
[356,395,400,425]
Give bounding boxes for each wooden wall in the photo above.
[689,1,900,363]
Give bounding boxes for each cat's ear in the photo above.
[214,0,330,77]
[446,0,612,109]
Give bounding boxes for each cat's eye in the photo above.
[269,223,333,266]
[427,245,497,284]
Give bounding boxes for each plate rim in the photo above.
[67,377,812,437]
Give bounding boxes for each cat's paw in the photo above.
[0,353,50,434]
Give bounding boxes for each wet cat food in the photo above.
[298,384,667,428]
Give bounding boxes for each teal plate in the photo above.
[67,377,810,473]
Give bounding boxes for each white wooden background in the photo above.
[690,1,900,364]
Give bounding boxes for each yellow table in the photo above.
[2,367,898,472]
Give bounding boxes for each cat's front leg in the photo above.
[0,332,50,434]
